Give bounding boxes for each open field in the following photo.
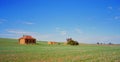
[0,38,120,62]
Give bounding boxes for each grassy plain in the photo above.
[0,38,120,62]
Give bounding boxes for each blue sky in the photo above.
[0,0,120,44]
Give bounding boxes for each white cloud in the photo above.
[0,33,24,39]
[108,6,113,10]
[0,19,7,21]
[0,19,7,24]
[22,21,35,25]
[114,16,120,20]
[76,36,120,44]
[6,29,33,34]
[60,31,67,35]
[55,27,60,30]
[118,8,120,11]
[0,22,2,24]
[5,29,54,41]
[0,33,16,36]
[2,28,120,44]
[75,28,83,34]
[55,27,68,36]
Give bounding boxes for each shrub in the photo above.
[66,38,79,45]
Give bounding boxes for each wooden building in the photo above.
[19,35,36,44]
[48,41,57,45]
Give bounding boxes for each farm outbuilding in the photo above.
[19,35,36,44]
[48,41,57,45]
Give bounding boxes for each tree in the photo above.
[109,42,112,45]
[97,42,99,45]
[66,38,79,45]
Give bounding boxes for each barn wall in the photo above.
[25,39,36,44]
[19,39,25,44]
[48,41,57,45]
[48,42,52,45]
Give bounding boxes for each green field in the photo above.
[0,38,120,62]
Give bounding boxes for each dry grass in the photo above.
[0,38,120,62]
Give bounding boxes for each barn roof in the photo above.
[19,35,36,39]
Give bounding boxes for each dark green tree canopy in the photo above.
[66,38,79,45]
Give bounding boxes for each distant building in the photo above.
[48,41,57,45]
[19,35,36,44]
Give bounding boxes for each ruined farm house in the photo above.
[19,35,36,44]
[48,41,57,45]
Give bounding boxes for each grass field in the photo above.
[0,38,120,62]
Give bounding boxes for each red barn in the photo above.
[19,35,36,44]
